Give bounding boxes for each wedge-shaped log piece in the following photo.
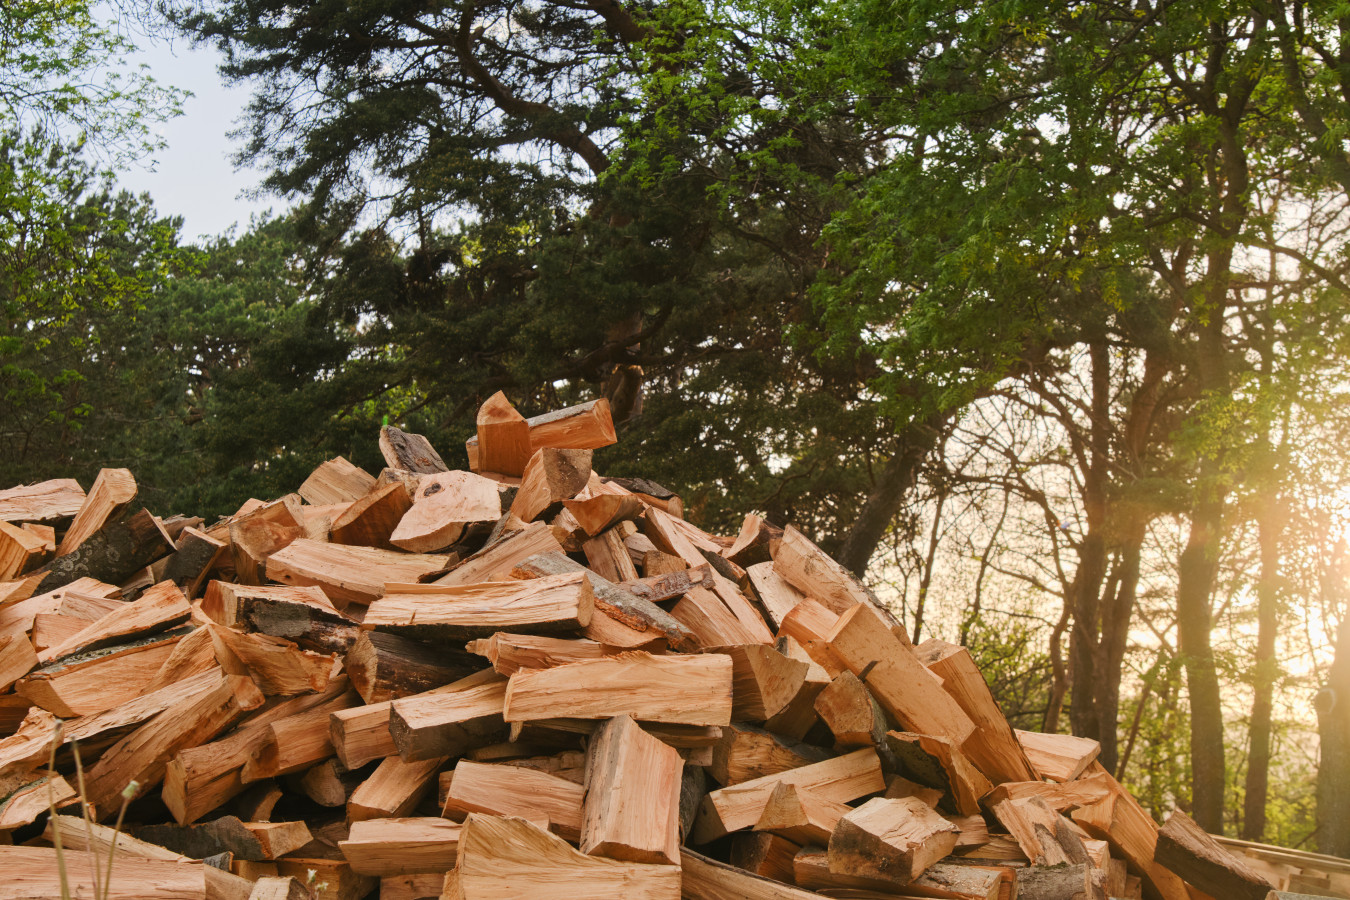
[745,561,807,630]
[512,551,696,651]
[349,754,446,821]
[826,603,976,745]
[0,520,49,580]
[389,670,508,761]
[504,651,733,726]
[1016,864,1094,900]
[619,563,713,604]
[163,680,355,824]
[57,467,138,556]
[366,571,593,642]
[381,425,449,474]
[330,481,413,550]
[581,714,682,864]
[1016,729,1102,782]
[829,796,961,886]
[583,526,639,583]
[561,493,642,538]
[887,731,992,817]
[349,630,481,703]
[986,793,1088,867]
[432,521,563,587]
[708,722,831,787]
[162,526,226,598]
[84,672,265,818]
[0,773,75,830]
[391,471,507,553]
[815,670,888,749]
[0,633,37,693]
[724,513,781,568]
[39,579,190,663]
[886,774,944,808]
[510,448,592,521]
[1069,764,1188,900]
[465,398,617,470]
[300,456,377,506]
[730,831,801,884]
[339,817,462,876]
[0,478,85,523]
[711,643,809,723]
[443,758,584,840]
[466,632,615,676]
[266,539,451,606]
[210,624,336,695]
[1155,809,1276,900]
[37,507,174,593]
[673,586,769,649]
[18,628,187,716]
[916,639,1037,785]
[0,846,226,900]
[693,747,886,843]
[133,815,313,861]
[230,496,306,585]
[753,781,851,845]
[444,813,679,900]
[248,877,309,900]
[475,391,533,476]
[241,688,362,783]
[330,701,397,770]
[212,582,359,655]
[681,848,823,900]
[984,772,1115,812]
[773,524,899,625]
[778,598,847,677]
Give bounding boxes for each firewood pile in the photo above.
[0,393,1287,900]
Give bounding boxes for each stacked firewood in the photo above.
[0,394,1284,900]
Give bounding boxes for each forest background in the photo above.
[4,0,1350,857]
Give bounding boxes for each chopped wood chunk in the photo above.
[339,817,462,876]
[210,624,337,695]
[708,722,831,787]
[58,467,138,556]
[815,669,887,749]
[443,758,584,840]
[1155,809,1276,900]
[347,630,481,703]
[828,796,961,886]
[731,831,801,884]
[329,481,414,550]
[348,754,446,821]
[466,632,615,675]
[0,520,50,580]
[510,447,592,522]
[365,571,594,641]
[380,425,449,474]
[476,391,534,476]
[266,539,451,606]
[681,848,823,900]
[37,507,175,593]
[0,478,85,523]
[561,493,642,538]
[1016,730,1102,782]
[465,399,617,471]
[389,671,508,761]
[390,471,507,553]
[886,730,993,817]
[712,642,809,722]
[582,714,682,864]
[38,580,191,663]
[753,781,851,845]
[445,813,679,900]
[299,457,377,507]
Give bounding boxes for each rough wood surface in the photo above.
[299,457,377,507]
[347,630,481,703]
[1155,809,1276,900]
[329,481,414,550]
[886,731,992,817]
[712,643,809,722]
[753,780,852,845]
[475,391,534,476]
[510,447,592,521]
[0,520,49,580]
[681,847,824,900]
[1016,729,1102,783]
[827,796,961,886]
[36,507,175,593]
[265,539,451,606]
[348,754,446,821]
[57,467,138,556]
[388,671,508,762]
[0,478,85,523]
[338,817,462,876]
[390,471,506,553]
[466,632,615,676]
[581,714,682,864]
[443,758,584,840]
[39,579,190,663]
[380,426,449,475]
[465,399,618,470]
[365,571,594,641]
[708,722,832,787]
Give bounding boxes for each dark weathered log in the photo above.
[379,425,449,474]
[348,631,482,704]
[1155,810,1275,900]
[161,527,226,598]
[36,508,174,593]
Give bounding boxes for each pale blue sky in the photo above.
[115,31,281,243]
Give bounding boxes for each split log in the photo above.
[731,831,801,884]
[431,521,562,587]
[57,467,138,556]
[443,758,584,840]
[36,507,175,593]
[745,561,807,631]
[84,672,265,817]
[510,448,592,522]
[299,457,377,506]
[672,586,769,649]
[712,643,810,722]
[828,796,961,886]
[764,639,831,741]
[144,625,229,694]
[464,399,617,470]
[0,478,85,523]
[241,688,363,783]
[773,524,901,629]
[504,651,733,726]
[348,754,446,821]
[17,628,188,716]
[886,731,992,817]
[444,813,679,900]
[0,520,49,580]
[163,682,356,824]
[210,625,336,696]
[248,878,309,900]
[213,583,359,655]
[339,817,462,876]
[0,847,234,900]
[1016,730,1102,782]
[778,599,847,677]
[329,481,413,550]
[708,722,832,787]
[581,714,682,864]
[274,858,375,900]
[513,551,695,651]
[984,772,1115,812]
[293,758,362,807]
[330,701,398,770]
[134,816,313,861]
[380,874,444,900]
[815,670,888,749]
[347,631,481,703]
[389,671,509,761]
[583,526,640,583]
[915,639,1037,785]
[476,391,534,476]
[724,514,781,568]
[561,493,642,538]
[466,632,615,676]
[365,571,593,641]
[886,774,944,808]
[681,848,824,900]
[985,793,1088,866]
[390,471,507,553]
[619,563,714,604]
[0,773,76,830]
[0,633,37,693]
[39,579,190,662]
[163,527,227,598]
[753,781,851,845]
[229,496,306,585]
[1155,809,1276,900]
[826,603,976,745]
[693,747,886,843]
[795,847,1011,900]
[265,539,451,606]
[1016,864,1094,900]
[1069,764,1188,900]
[380,425,449,474]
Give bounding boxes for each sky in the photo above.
[115,30,282,243]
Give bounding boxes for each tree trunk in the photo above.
[1242,493,1280,841]
[1318,571,1350,858]
[1094,513,1147,774]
